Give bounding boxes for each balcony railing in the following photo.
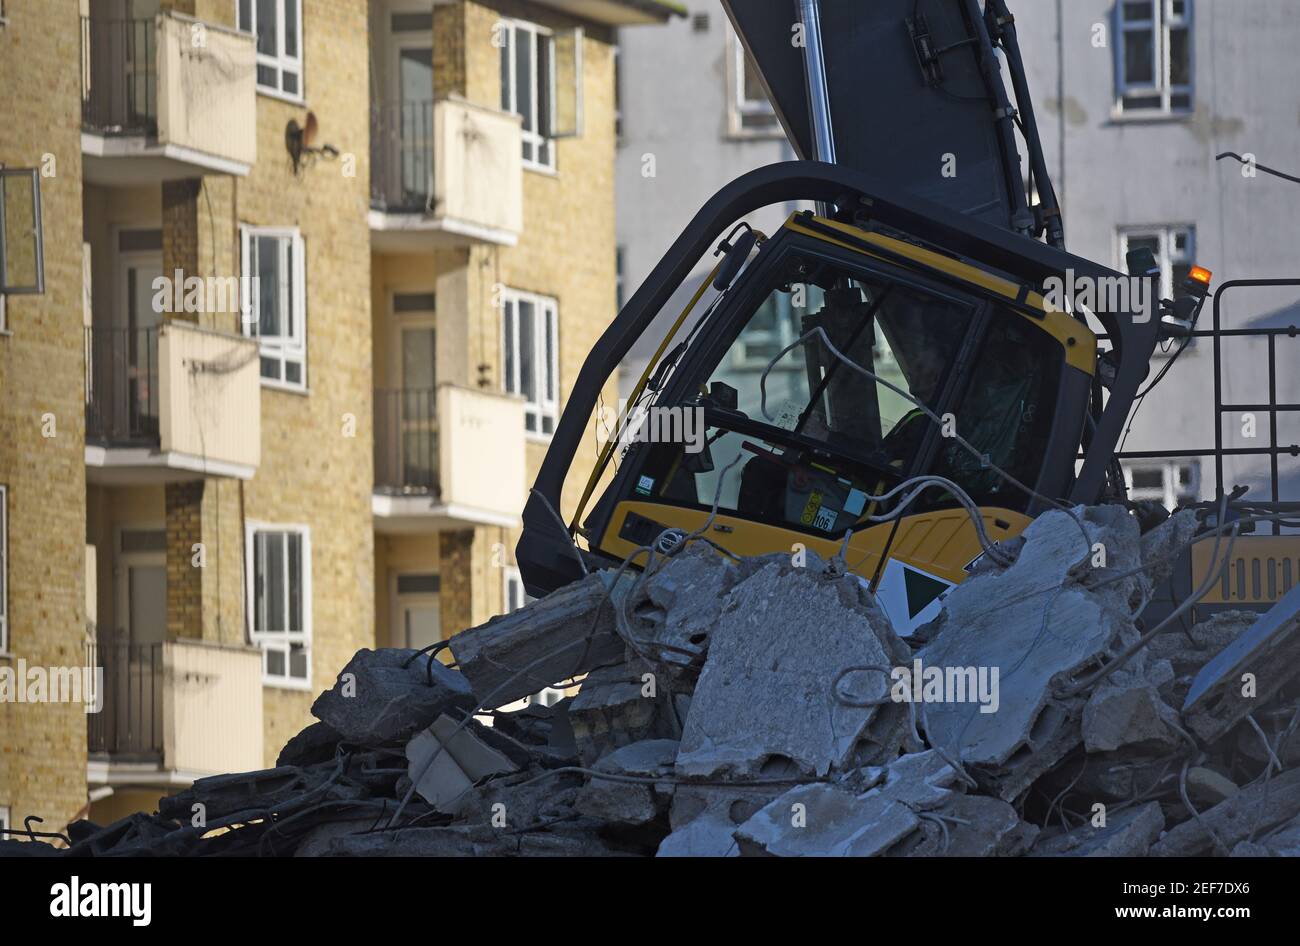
[374,387,439,493]
[85,326,160,445]
[87,632,163,760]
[371,100,435,213]
[87,630,265,774]
[80,16,157,136]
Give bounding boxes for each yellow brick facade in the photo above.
[0,0,92,832]
[2,0,663,837]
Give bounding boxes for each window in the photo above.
[1118,225,1195,300]
[0,485,7,654]
[241,226,306,389]
[1116,0,1192,115]
[501,288,559,435]
[504,567,535,614]
[1124,459,1200,510]
[727,30,780,136]
[1,167,46,308]
[499,20,582,170]
[0,806,9,839]
[246,525,311,686]
[238,0,304,99]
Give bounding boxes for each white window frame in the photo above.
[238,0,305,102]
[501,288,559,437]
[499,18,558,172]
[1123,459,1200,510]
[241,225,307,391]
[0,485,7,655]
[0,806,9,835]
[1117,224,1196,301]
[245,522,312,689]
[1115,0,1193,116]
[726,28,780,138]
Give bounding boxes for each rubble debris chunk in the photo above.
[311,648,475,746]
[1151,767,1300,856]
[676,552,910,780]
[1182,584,1300,743]
[406,714,521,810]
[1031,801,1164,857]
[575,739,678,825]
[569,658,683,765]
[920,506,1139,799]
[1082,682,1179,753]
[447,570,628,709]
[734,783,919,857]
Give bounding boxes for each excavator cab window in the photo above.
[636,248,978,537]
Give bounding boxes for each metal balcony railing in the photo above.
[374,387,439,493]
[370,100,434,213]
[85,326,160,445]
[86,631,164,760]
[80,15,157,136]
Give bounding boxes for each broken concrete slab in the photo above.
[277,720,343,767]
[1082,682,1179,753]
[311,648,475,746]
[575,739,678,825]
[656,784,782,857]
[406,714,521,811]
[924,794,1037,857]
[568,658,683,765]
[675,552,910,780]
[1139,508,1200,588]
[1031,801,1164,857]
[1182,584,1300,743]
[734,782,919,857]
[1151,767,1300,856]
[1185,766,1239,808]
[626,543,742,677]
[871,750,964,810]
[447,570,629,709]
[919,506,1140,799]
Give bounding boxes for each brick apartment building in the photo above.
[0,0,675,837]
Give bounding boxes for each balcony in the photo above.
[373,383,526,532]
[85,322,261,483]
[80,11,256,186]
[369,96,523,253]
[87,631,264,786]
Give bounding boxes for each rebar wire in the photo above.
[0,816,71,847]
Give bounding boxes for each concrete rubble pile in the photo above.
[9,504,1300,858]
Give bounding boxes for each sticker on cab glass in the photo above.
[800,490,823,526]
[635,475,655,496]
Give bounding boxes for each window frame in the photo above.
[726,27,781,138]
[240,225,307,391]
[1117,224,1195,299]
[1123,458,1200,510]
[0,485,7,655]
[499,18,558,172]
[500,287,560,438]
[244,522,312,689]
[1115,0,1193,117]
[238,0,305,102]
